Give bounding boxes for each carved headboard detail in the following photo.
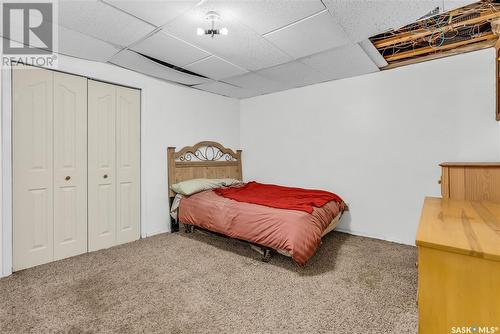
[167,141,242,197]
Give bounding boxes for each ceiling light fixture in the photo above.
[196,11,228,38]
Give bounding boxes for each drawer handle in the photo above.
[438,179,442,184]
[103,174,108,179]
[65,176,71,181]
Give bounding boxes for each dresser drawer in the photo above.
[418,246,500,333]
[416,197,500,333]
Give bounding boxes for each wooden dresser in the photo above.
[440,162,500,201]
[416,197,500,333]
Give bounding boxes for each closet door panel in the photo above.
[53,72,88,260]
[88,80,116,251]
[116,86,140,244]
[13,65,54,270]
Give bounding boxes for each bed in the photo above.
[167,141,346,266]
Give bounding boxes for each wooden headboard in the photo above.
[167,141,242,197]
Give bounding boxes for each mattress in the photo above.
[276,213,342,257]
[176,189,344,266]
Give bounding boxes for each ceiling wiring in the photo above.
[370,0,500,66]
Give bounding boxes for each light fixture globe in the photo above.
[196,10,228,38]
[205,10,221,22]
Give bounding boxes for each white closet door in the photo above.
[13,65,54,271]
[88,80,116,251]
[116,86,140,245]
[53,72,88,260]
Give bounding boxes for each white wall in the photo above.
[1,55,240,276]
[240,48,500,245]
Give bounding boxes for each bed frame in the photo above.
[167,142,273,260]
[167,141,343,263]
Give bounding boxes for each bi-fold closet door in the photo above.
[13,66,141,271]
[13,65,87,270]
[87,80,141,252]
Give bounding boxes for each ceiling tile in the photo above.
[58,0,155,47]
[323,0,443,42]
[1,16,119,63]
[110,49,211,85]
[185,56,247,80]
[131,30,209,67]
[358,39,388,68]
[442,1,477,11]
[301,44,379,82]
[256,61,328,88]
[204,0,325,35]
[164,4,291,71]
[58,25,120,62]
[223,73,286,94]
[194,81,256,99]
[103,0,198,27]
[264,10,349,59]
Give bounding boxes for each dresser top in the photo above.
[440,162,500,167]
[416,197,500,261]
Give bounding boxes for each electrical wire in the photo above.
[372,0,500,61]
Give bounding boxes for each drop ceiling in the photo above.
[1,0,478,99]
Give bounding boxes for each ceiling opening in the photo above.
[370,0,500,69]
[138,52,209,79]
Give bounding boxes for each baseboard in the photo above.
[145,227,171,238]
[334,227,415,247]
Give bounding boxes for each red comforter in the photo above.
[213,181,343,213]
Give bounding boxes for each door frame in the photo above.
[1,67,13,277]
[1,64,143,277]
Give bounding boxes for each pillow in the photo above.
[170,178,242,196]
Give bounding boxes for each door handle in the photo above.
[65,176,71,181]
[103,174,108,179]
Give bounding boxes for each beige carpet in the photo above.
[0,231,417,334]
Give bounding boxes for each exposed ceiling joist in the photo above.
[374,9,500,49]
[384,32,496,62]
[382,37,497,70]
[371,0,500,69]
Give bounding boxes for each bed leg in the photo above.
[184,224,194,233]
[261,249,272,262]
